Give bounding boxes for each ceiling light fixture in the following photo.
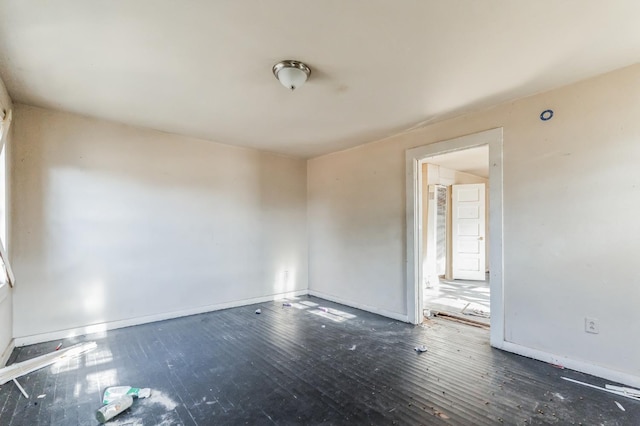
[272,60,311,91]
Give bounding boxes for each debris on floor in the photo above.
[103,386,152,404]
[561,377,640,401]
[614,401,625,411]
[606,384,640,399]
[37,394,46,399]
[0,341,97,397]
[12,378,28,398]
[55,342,62,351]
[282,302,292,307]
[434,409,450,419]
[461,302,490,318]
[552,392,565,401]
[468,309,490,318]
[145,389,178,411]
[348,345,357,351]
[96,386,153,423]
[415,345,428,353]
[96,395,134,423]
[255,309,261,314]
[432,311,489,328]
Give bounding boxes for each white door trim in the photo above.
[405,128,504,347]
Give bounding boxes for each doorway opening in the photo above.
[421,147,490,326]
[406,128,504,346]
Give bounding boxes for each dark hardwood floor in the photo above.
[0,296,636,425]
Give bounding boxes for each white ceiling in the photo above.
[426,145,489,179]
[1,1,639,158]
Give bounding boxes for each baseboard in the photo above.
[14,289,308,347]
[497,341,640,389]
[0,338,14,367]
[308,289,409,323]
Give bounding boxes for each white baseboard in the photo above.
[496,340,640,389]
[14,289,308,347]
[308,289,409,323]
[0,338,14,367]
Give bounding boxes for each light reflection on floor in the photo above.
[281,297,357,323]
[424,276,490,325]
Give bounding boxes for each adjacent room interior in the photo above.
[0,1,640,424]
[421,146,491,326]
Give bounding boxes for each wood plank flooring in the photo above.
[0,296,636,425]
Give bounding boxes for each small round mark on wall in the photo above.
[540,109,554,121]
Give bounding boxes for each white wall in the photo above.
[0,75,13,364]
[308,64,640,381]
[11,105,308,341]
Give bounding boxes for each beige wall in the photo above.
[11,105,308,340]
[0,75,12,363]
[308,63,640,380]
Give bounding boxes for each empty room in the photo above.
[0,1,639,425]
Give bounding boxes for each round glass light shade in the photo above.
[273,60,311,90]
[276,67,308,90]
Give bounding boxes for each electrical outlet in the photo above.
[585,317,599,334]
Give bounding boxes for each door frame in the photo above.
[423,184,448,286]
[405,128,504,346]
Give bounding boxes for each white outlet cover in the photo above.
[585,317,599,334]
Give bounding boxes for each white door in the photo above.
[452,183,486,280]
